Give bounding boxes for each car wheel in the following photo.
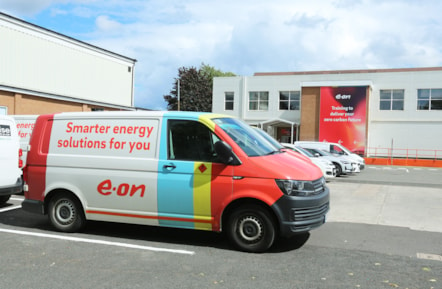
[48,192,85,233]
[0,195,11,205]
[227,205,276,253]
[334,163,342,176]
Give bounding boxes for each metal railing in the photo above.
[366,147,442,160]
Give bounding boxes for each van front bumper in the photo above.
[272,187,330,237]
[0,178,23,195]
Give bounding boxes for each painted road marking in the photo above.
[0,205,22,213]
[0,228,195,255]
[417,253,442,262]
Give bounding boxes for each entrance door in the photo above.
[277,127,296,143]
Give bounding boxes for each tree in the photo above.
[164,64,235,111]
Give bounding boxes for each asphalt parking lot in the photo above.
[1,165,441,289]
[328,165,442,233]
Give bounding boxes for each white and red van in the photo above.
[23,111,329,252]
[0,115,23,204]
[13,115,38,167]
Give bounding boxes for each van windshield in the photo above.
[213,118,278,157]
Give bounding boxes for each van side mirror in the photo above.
[214,141,241,165]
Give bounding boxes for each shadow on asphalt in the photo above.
[1,206,311,254]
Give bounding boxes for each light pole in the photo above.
[177,79,180,111]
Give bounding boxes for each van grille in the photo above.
[311,177,326,195]
[293,203,329,221]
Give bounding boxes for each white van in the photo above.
[13,115,38,167]
[0,115,23,204]
[295,141,365,170]
[23,111,330,252]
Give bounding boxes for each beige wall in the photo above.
[1,90,120,115]
[299,87,320,141]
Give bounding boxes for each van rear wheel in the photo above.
[0,195,11,205]
[48,193,85,233]
[227,205,276,253]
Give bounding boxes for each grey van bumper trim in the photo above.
[21,199,45,215]
[0,178,23,195]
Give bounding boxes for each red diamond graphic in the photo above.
[199,164,207,173]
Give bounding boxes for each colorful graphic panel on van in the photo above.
[157,112,232,231]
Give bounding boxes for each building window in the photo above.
[417,89,442,110]
[249,91,269,111]
[0,106,7,115]
[279,91,300,110]
[225,92,234,110]
[380,89,404,110]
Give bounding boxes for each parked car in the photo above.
[0,115,23,204]
[302,147,358,176]
[252,127,311,163]
[294,141,365,170]
[283,143,336,180]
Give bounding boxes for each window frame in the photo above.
[279,91,300,111]
[248,91,269,111]
[379,89,404,111]
[0,106,7,115]
[224,92,234,111]
[167,119,221,162]
[417,88,442,111]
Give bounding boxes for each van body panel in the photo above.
[13,115,38,167]
[0,115,23,196]
[23,111,329,251]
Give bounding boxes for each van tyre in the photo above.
[48,193,86,233]
[0,195,11,205]
[227,205,276,253]
[334,163,342,176]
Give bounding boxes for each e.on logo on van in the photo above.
[22,111,329,252]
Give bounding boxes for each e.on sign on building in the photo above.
[212,67,442,162]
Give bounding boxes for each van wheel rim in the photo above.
[55,200,76,225]
[238,216,263,243]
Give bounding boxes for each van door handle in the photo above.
[163,163,176,170]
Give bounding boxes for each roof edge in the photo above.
[254,67,442,76]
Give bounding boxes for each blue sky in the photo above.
[2,0,442,110]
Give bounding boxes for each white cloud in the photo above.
[3,0,442,109]
[95,15,122,31]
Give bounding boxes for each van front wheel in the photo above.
[48,193,85,233]
[227,205,276,253]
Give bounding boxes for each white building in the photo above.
[212,67,442,158]
[0,12,137,115]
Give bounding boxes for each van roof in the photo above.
[39,111,233,119]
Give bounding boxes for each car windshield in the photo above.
[320,150,334,156]
[295,146,314,157]
[213,118,278,157]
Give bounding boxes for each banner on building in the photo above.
[319,87,367,155]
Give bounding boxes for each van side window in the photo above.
[330,145,344,155]
[168,120,220,162]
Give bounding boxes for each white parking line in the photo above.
[417,252,442,262]
[0,228,195,255]
[0,205,22,213]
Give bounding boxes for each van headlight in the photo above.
[275,179,323,196]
